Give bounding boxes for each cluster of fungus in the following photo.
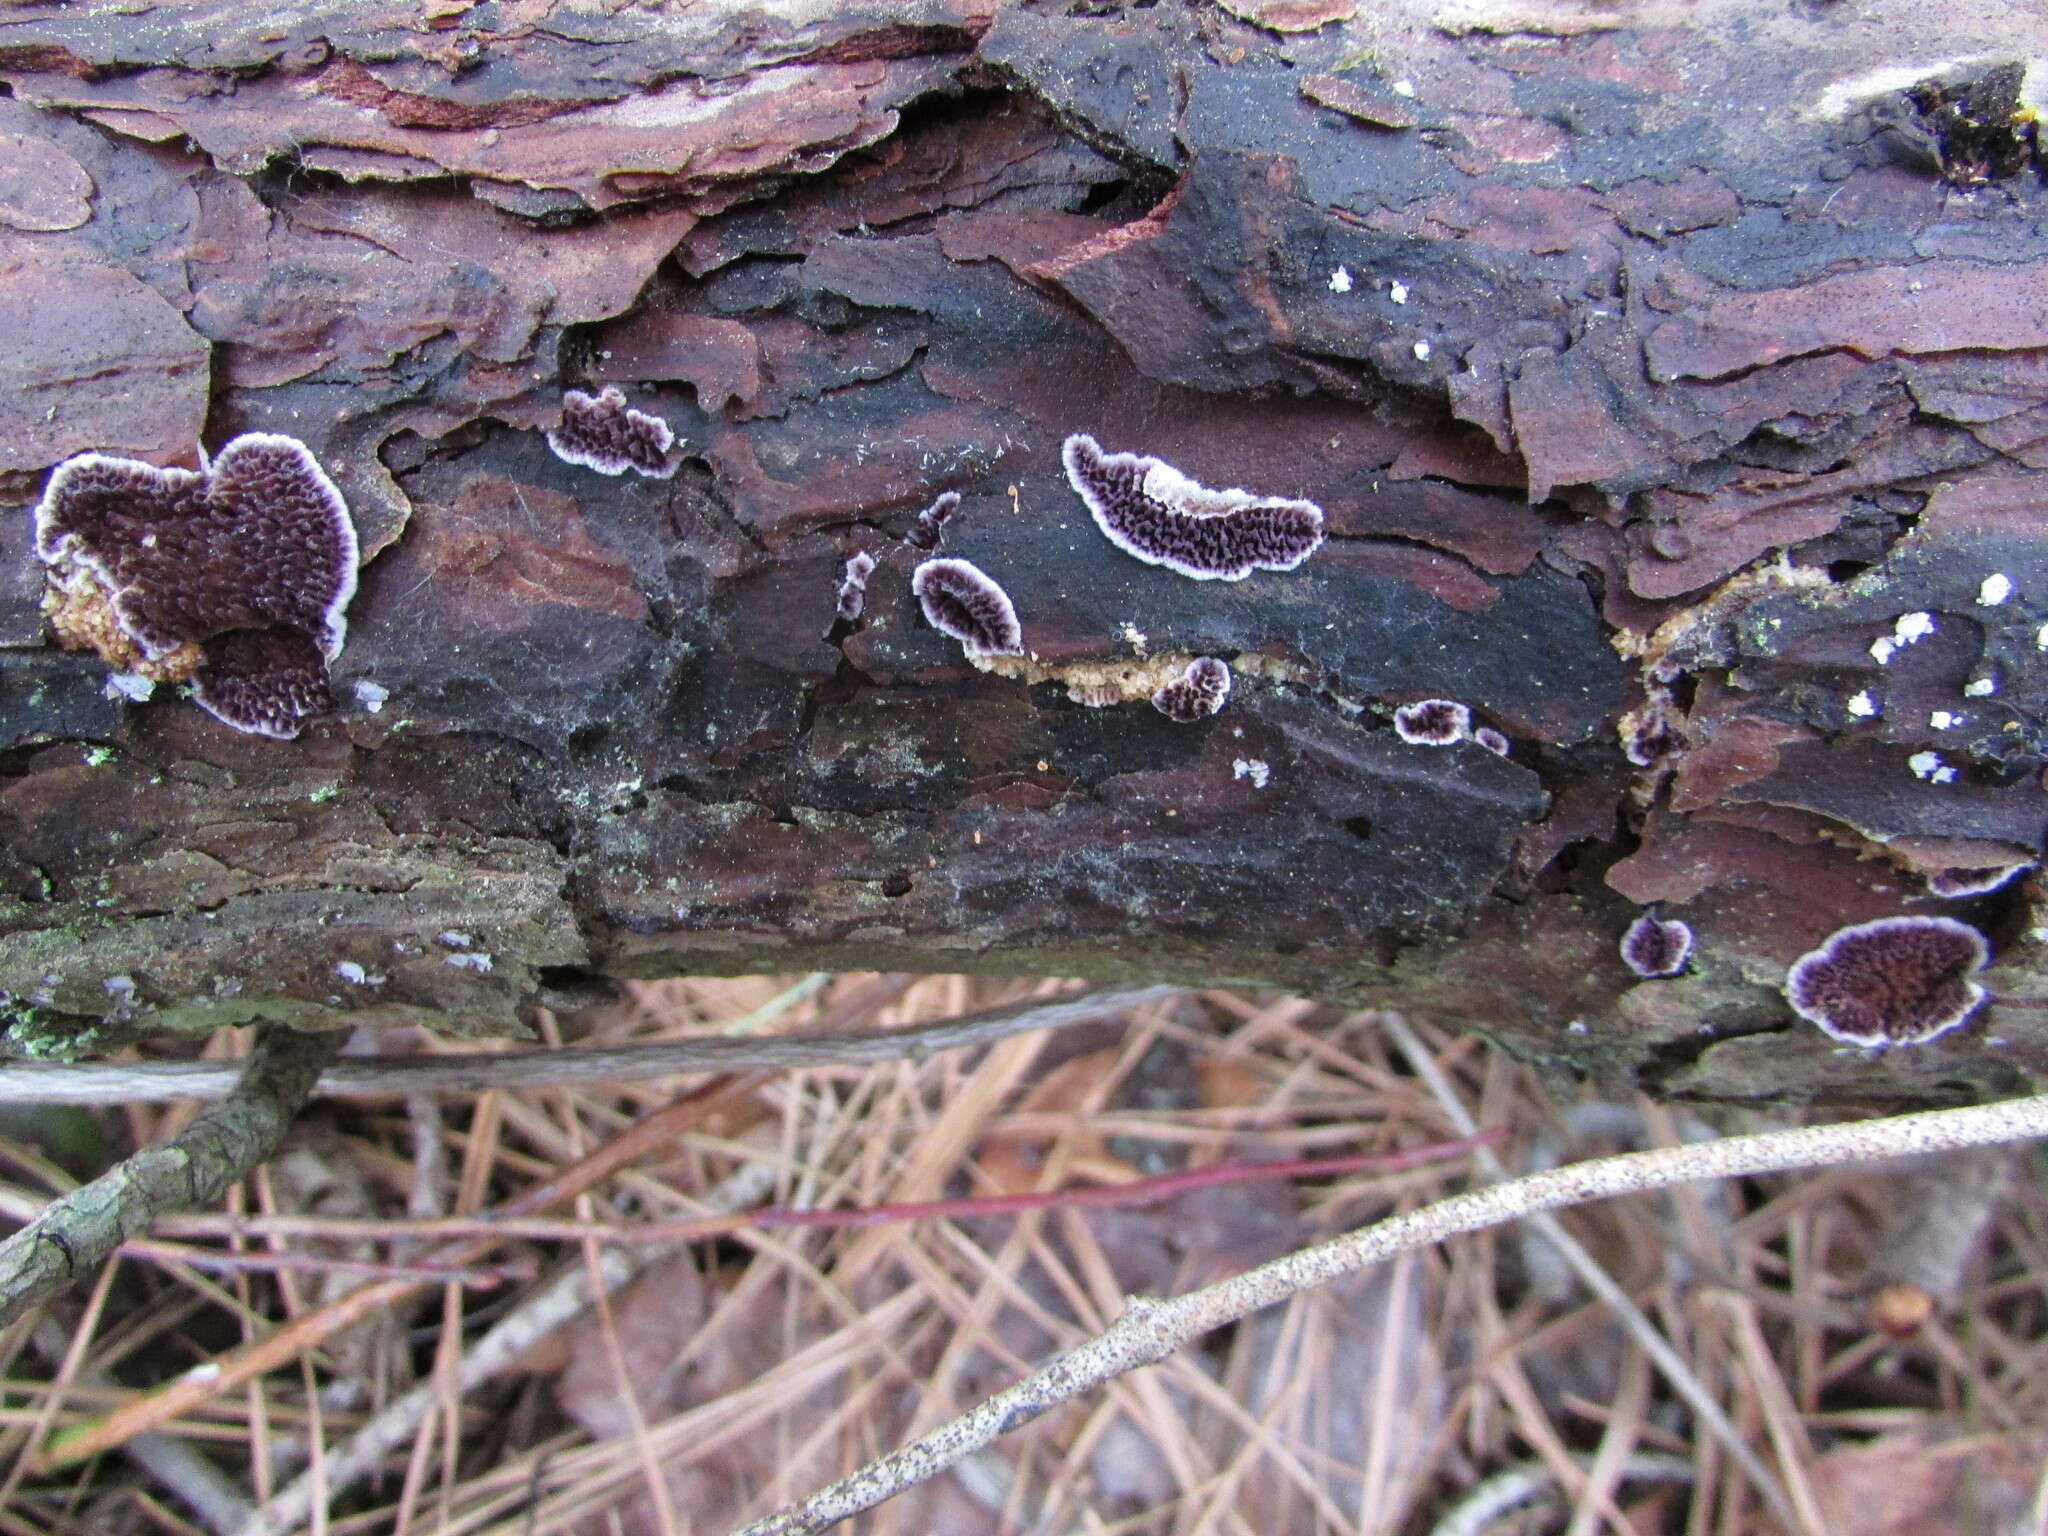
[911,558,1023,658]
[1783,914,1990,1048]
[546,386,679,479]
[1061,434,1326,582]
[1151,657,1232,723]
[34,433,359,739]
[1620,913,1694,979]
[900,440,1333,729]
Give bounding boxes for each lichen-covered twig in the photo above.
[0,1026,342,1327]
[728,1089,2048,1536]
[1382,1016,1795,1528]
[0,985,1184,1104]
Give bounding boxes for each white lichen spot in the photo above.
[353,679,390,714]
[1328,265,1353,293]
[445,951,494,974]
[1846,690,1878,718]
[1232,757,1272,789]
[1978,572,2013,606]
[1964,676,1996,697]
[1389,281,1409,305]
[1391,78,1416,96]
[1934,765,1957,783]
[334,960,367,985]
[1567,1020,1589,1034]
[1869,636,1897,665]
[435,930,475,949]
[1412,340,1432,360]
[1893,611,1936,645]
[104,672,155,704]
[2037,622,2048,651]
[1117,621,1149,655]
[1907,750,1944,781]
[1929,710,1959,729]
[102,974,136,1000]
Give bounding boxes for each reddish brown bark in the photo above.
[0,0,2043,1108]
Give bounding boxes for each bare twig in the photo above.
[727,1091,2048,1536]
[0,986,1185,1104]
[1381,1014,1802,1532]
[0,1027,343,1328]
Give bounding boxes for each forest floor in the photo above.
[1,976,2044,1536]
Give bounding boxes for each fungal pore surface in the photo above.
[1393,698,1471,746]
[34,433,358,739]
[1620,914,1694,978]
[912,557,1024,657]
[1061,434,1325,581]
[1783,914,1990,1048]
[546,386,679,478]
[1151,656,1232,722]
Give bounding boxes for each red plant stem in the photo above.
[150,1131,1498,1248]
[750,1131,1501,1232]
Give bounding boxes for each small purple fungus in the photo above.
[34,433,358,739]
[1621,913,1694,978]
[835,551,877,623]
[1151,657,1231,723]
[1473,726,1511,757]
[1783,914,1990,1048]
[912,557,1024,657]
[904,491,961,552]
[1393,698,1471,746]
[1926,862,2034,898]
[1622,697,1686,768]
[546,386,678,478]
[1061,434,1325,582]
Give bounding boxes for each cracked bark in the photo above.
[0,0,2044,1110]
[0,1025,342,1326]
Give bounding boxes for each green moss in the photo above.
[1,1002,99,1062]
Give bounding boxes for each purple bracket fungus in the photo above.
[904,490,961,552]
[1784,914,1990,1048]
[911,557,1024,658]
[1393,698,1471,746]
[1473,726,1511,757]
[545,386,679,478]
[1621,696,1686,768]
[1151,656,1231,723]
[835,550,877,623]
[1061,433,1325,582]
[1621,913,1694,978]
[1926,862,2035,898]
[34,433,358,740]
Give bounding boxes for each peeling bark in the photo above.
[1,0,2045,1108]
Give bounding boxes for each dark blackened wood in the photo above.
[0,0,2044,1109]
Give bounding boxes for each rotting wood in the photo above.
[0,0,2043,1109]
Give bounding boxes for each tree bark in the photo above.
[0,0,2043,1109]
